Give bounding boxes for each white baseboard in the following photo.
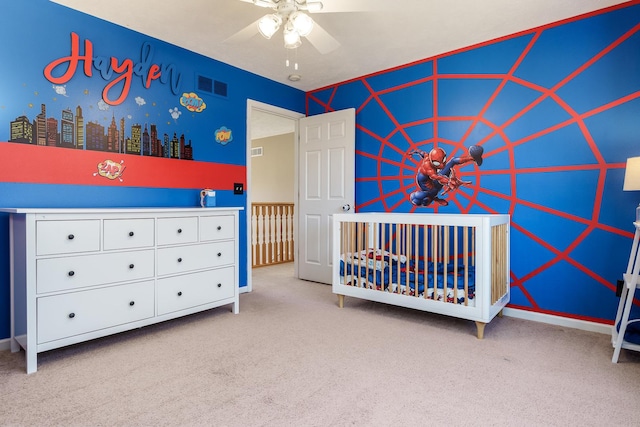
[503,307,612,335]
[0,338,11,352]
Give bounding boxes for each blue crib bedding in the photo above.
[339,250,476,304]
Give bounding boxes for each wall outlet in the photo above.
[234,183,243,194]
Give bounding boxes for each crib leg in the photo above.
[498,309,504,318]
[338,294,344,308]
[475,321,486,339]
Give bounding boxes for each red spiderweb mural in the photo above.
[307,12,640,322]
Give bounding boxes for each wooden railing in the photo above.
[251,203,295,268]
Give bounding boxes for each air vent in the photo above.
[251,147,263,157]
[196,75,228,98]
[197,75,213,93]
[214,80,228,97]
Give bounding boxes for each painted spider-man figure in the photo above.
[409,145,484,206]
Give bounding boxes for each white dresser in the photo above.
[1,207,242,373]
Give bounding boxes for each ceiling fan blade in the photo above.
[238,0,278,7]
[304,21,340,54]
[310,0,386,13]
[223,18,261,44]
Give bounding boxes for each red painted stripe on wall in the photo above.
[0,142,245,189]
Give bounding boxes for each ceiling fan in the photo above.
[227,0,380,54]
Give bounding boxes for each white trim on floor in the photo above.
[503,307,612,335]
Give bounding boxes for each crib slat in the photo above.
[454,226,459,304]
[350,222,356,287]
[413,224,419,297]
[444,225,450,302]
[360,222,366,289]
[343,221,348,285]
[398,223,403,295]
[433,225,438,300]
[472,226,476,267]
[364,222,369,289]
[404,223,410,296]
[407,224,412,296]
[500,224,505,298]
[423,224,428,299]
[367,223,384,289]
[395,223,400,293]
[339,220,343,284]
[464,226,469,306]
[371,222,377,290]
[380,223,386,290]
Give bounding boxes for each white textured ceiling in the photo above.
[50,0,630,93]
[251,109,295,139]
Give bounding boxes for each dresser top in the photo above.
[0,207,243,214]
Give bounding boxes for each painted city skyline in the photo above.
[8,103,193,160]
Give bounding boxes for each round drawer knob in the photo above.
[217,252,222,257]
[68,271,75,277]
[129,301,135,306]
[68,313,75,319]
[217,226,222,231]
[68,234,75,240]
[177,258,182,263]
[217,283,222,288]
[129,264,135,269]
[129,231,135,237]
[177,228,182,234]
[177,291,182,296]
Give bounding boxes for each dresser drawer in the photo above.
[157,217,198,245]
[104,218,155,250]
[37,249,155,294]
[36,220,100,256]
[200,215,235,241]
[37,280,155,344]
[157,267,235,315]
[156,241,234,276]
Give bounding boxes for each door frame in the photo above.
[245,100,304,293]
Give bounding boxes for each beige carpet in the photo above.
[1,263,639,427]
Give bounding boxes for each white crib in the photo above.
[332,213,510,338]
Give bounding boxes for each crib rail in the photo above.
[339,221,477,304]
[332,213,510,324]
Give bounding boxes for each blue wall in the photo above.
[307,2,640,324]
[0,0,305,340]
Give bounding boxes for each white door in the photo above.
[298,108,355,284]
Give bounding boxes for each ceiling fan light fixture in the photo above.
[258,14,282,39]
[283,26,302,49]
[290,11,314,37]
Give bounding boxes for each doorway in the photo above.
[245,100,303,293]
